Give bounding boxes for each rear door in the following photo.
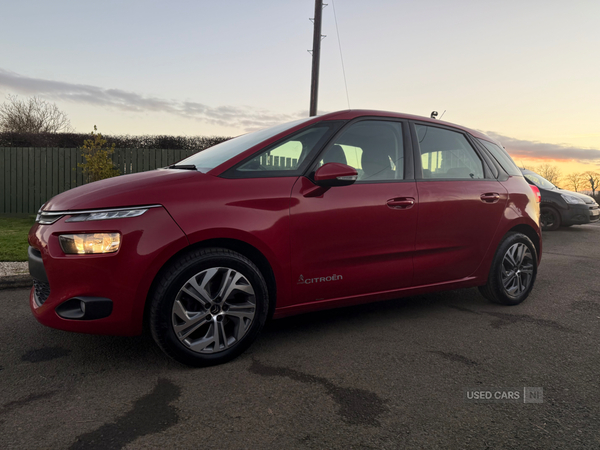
[411,122,507,286]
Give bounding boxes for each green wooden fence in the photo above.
[0,147,198,215]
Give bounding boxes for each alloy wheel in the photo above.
[501,243,534,298]
[540,210,555,228]
[171,267,256,354]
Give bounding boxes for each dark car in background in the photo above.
[521,169,600,230]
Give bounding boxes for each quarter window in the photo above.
[237,126,332,173]
[477,139,522,177]
[317,121,404,181]
[416,125,484,180]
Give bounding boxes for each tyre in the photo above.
[150,248,269,367]
[540,206,560,231]
[478,232,537,306]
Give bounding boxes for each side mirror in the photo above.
[314,163,358,187]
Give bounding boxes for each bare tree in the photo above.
[584,171,600,197]
[534,163,562,186]
[0,95,73,133]
[565,172,584,192]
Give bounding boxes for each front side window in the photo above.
[416,124,484,180]
[317,120,404,181]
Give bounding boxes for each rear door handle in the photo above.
[387,197,415,209]
[480,193,500,203]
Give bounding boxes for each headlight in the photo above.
[66,208,148,222]
[561,194,585,205]
[37,212,64,225]
[37,206,159,225]
[59,233,121,254]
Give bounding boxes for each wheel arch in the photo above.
[508,223,541,262]
[143,238,278,332]
[471,219,542,285]
[540,203,562,215]
[541,199,566,211]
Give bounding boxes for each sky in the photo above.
[1,0,599,181]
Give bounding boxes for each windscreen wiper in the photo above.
[166,164,197,170]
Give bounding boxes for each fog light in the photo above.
[59,233,121,254]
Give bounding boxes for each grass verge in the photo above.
[0,215,36,261]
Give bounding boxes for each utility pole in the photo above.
[309,0,324,116]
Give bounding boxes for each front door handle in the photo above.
[387,197,415,209]
[480,193,500,203]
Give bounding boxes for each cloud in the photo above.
[485,131,600,162]
[0,68,304,132]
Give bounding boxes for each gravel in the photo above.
[0,261,29,277]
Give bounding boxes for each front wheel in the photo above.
[540,206,561,231]
[478,232,538,306]
[149,248,269,367]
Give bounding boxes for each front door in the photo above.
[289,120,418,305]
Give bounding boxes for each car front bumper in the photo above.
[561,203,600,226]
[28,206,188,336]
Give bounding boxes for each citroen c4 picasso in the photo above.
[28,110,542,366]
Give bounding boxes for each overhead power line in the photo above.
[331,0,350,110]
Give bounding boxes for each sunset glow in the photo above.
[0,1,598,184]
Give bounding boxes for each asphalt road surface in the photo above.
[1,223,599,449]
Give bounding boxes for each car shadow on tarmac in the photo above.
[24,288,482,369]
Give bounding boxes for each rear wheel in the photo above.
[150,248,269,367]
[478,232,537,305]
[540,206,560,231]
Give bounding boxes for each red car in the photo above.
[28,110,541,366]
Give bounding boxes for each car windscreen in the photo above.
[523,171,558,190]
[177,117,315,172]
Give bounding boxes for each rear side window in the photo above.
[415,125,484,179]
[478,139,522,176]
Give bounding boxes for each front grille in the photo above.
[33,280,51,306]
[590,204,600,222]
